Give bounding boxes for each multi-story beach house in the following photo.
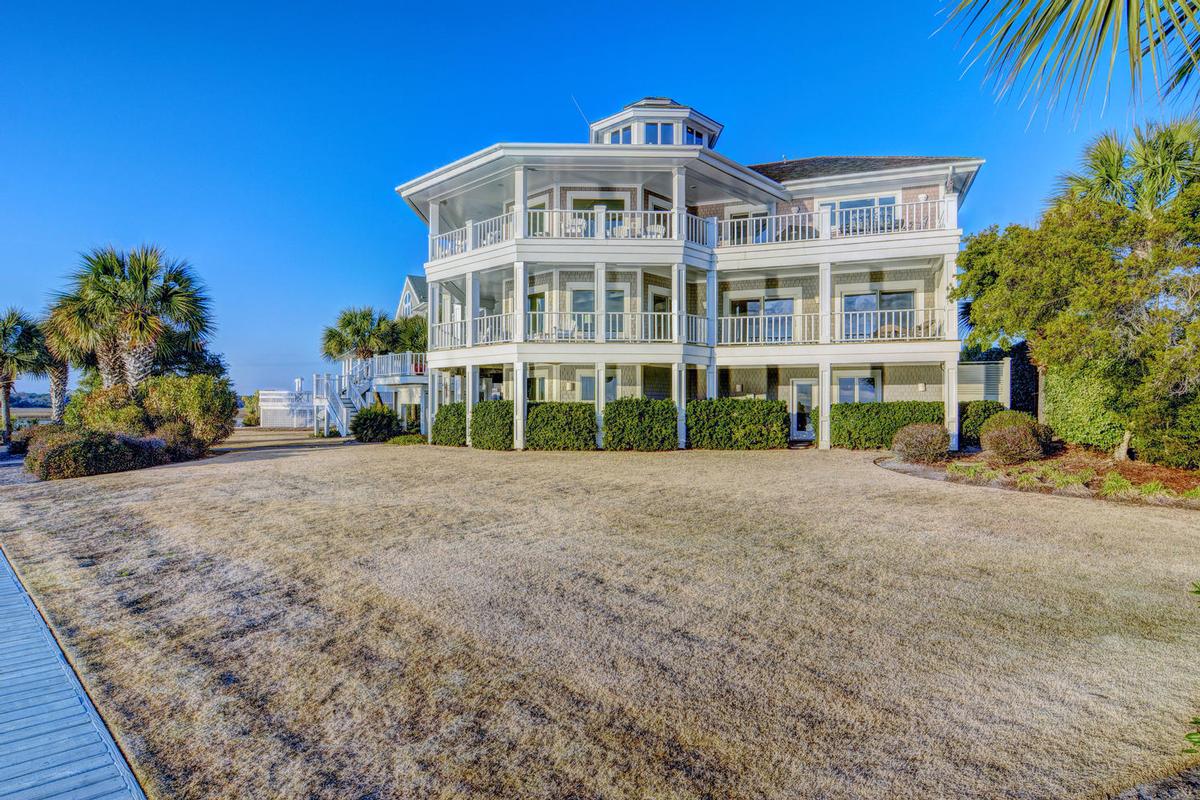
[383,97,987,449]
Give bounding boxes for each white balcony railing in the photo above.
[526,311,596,342]
[474,312,516,345]
[473,212,514,248]
[605,311,673,342]
[830,200,945,238]
[719,212,820,247]
[718,314,821,345]
[685,314,707,344]
[430,319,467,350]
[604,210,673,239]
[833,308,945,341]
[686,213,712,246]
[370,352,426,378]
[430,226,469,260]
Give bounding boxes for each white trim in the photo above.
[831,367,883,403]
[788,377,818,439]
[565,188,635,210]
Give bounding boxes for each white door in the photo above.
[790,379,816,440]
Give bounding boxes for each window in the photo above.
[402,293,412,317]
[837,374,879,403]
[527,375,547,402]
[821,196,897,235]
[580,375,595,402]
[605,369,619,402]
[605,288,625,336]
[645,122,674,145]
[608,126,631,144]
[685,126,705,145]
[571,288,595,336]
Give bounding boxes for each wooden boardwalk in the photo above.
[0,550,144,800]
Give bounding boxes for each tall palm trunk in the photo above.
[0,381,11,446]
[48,360,68,423]
[96,337,126,388]
[122,340,157,387]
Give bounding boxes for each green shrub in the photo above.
[1044,368,1127,451]
[829,401,943,449]
[892,423,950,463]
[470,400,513,450]
[26,430,167,481]
[64,385,151,436]
[350,405,402,443]
[241,393,260,427]
[946,461,1002,483]
[1130,393,1200,469]
[526,402,596,450]
[9,423,63,456]
[153,420,205,462]
[959,400,1007,446]
[431,402,467,447]
[1013,470,1041,490]
[981,424,1044,465]
[978,409,1055,449]
[142,375,238,450]
[387,433,426,446]
[603,397,677,451]
[686,399,788,450]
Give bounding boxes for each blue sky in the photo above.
[1,2,1173,394]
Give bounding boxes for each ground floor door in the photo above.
[790,378,816,440]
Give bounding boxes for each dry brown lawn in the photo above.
[0,429,1197,799]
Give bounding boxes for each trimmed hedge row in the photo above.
[602,397,677,451]
[686,399,788,450]
[25,429,168,481]
[471,400,513,450]
[526,402,596,450]
[431,402,467,446]
[829,401,944,449]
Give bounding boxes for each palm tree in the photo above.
[37,308,87,423]
[1058,120,1200,215]
[320,307,402,361]
[51,246,212,388]
[0,308,41,445]
[946,1,1200,109]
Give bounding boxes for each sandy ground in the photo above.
[0,431,1196,799]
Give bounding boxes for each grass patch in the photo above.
[387,433,426,446]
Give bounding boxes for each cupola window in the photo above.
[685,126,705,145]
[645,122,674,144]
[608,126,632,144]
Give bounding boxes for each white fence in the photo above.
[258,389,314,429]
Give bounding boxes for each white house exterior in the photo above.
[396,97,985,449]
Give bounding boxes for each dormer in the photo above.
[588,97,724,149]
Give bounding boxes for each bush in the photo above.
[387,433,426,446]
[470,400,514,450]
[526,402,596,450]
[431,402,467,447]
[26,430,167,481]
[979,409,1054,449]
[8,423,62,456]
[829,401,943,449]
[1099,471,1135,497]
[892,423,950,463]
[686,399,788,450]
[142,375,238,450]
[64,385,150,436]
[1131,393,1200,469]
[980,424,1044,465]
[154,420,205,461]
[241,393,260,427]
[959,400,1007,446]
[349,405,402,443]
[1044,368,1127,451]
[603,397,677,451]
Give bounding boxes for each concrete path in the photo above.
[0,549,144,800]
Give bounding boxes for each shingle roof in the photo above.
[748,156,979,183]
[623,97,689,110]
[405,275,427,302]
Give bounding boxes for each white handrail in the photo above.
[526,311,596,341]
[718,314,821,344]
[430,320,467,350]
[368,352,426,377]
[604,210,673,239]
[685,214,711,246]
[718,212,820,247]
[685,313,708,344]
[473,212,514,248]
[833,308,944,341]
[829,200,946,238]
[474,313,515,344]
[430,226,468,260]
[605,311,673,342]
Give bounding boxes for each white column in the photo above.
[465,364,478,447]
[943,252,959,341]
[513,361,526,450]
[706,268,718,346]
[465,271,477,347]
[672,167,686,240]
[594,263,606,343]
[513,262,526,342]
[818,262,832,344]
[427,369,440,441]
[671,262,686,343]
[944,359,960,451]
[419,386,429,436]
[671,362,687,449]
[594,205,607,239]
[428,202,440,261]
[514,165,528,238]
[818,362,832,450]
[945,192,959,229]
[594,361,606,448]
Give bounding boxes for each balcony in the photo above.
[429,309,948,350]
[430,210,713,261]
[427,199,951,262]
